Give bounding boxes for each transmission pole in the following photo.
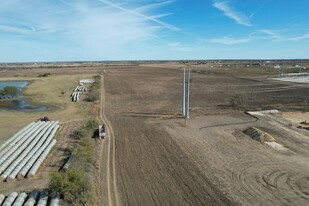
[182,68,186,116]
[186,69,190,119]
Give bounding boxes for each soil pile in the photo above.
[244,127,275,143]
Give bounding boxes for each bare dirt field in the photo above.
[101,65,309,206]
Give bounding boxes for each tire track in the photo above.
[100,75,120,206]
[231,158,309,204]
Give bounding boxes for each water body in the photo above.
[0,81,47,111]
[0,81,28,91]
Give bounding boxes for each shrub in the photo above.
[230,94,246,108]
[84,118,98,131]
[86,92,99,102]
[0,86,19,97]
[50,168,90,205]
[38,72,51,77]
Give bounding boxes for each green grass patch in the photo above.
[50,118,98,205]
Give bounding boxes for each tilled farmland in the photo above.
[102,66,309,206]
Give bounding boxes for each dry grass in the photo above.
[0,73,97,144]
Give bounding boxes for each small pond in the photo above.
[0,81,47,111]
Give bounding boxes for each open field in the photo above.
[0,62,308,205]
[102,65,309,205]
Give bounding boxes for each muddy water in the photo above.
[0,81,46,111]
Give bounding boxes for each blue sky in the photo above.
[0,0,308,62]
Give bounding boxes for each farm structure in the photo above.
[0,190,59,206]
[0,121,59,182]
[71,85,87,102]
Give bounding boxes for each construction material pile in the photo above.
[0,121,59,182]
[0,190,59,206]
[243,127,276,143]
[71,85,86,102]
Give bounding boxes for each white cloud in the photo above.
[209,37,251,45]
[168,42,193,52]
[288,33,309,41]
[209,29,309,45]
[0,25,32,34]
[0,0,177,60]
[213,1,251,26]
[250,30,309,42]
[98,0,179,30]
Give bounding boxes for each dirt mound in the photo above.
[243,127,276,143]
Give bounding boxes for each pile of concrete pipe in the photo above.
[0,191,59,206]
[71,85,86,102]
[0,121,59,181]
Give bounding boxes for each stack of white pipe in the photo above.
[0,121,60,181]
[27,139,57,178]
[1,122,56,181]
[0,122,42,163]
[6,122,59,181]
[71,85,86,102]
[0,122,35,152]
[0,191,61,206]
[12,192,27,206]
[0,122,48,177]
[2,192,18,206]
[23,191,39,206]
[0,193,5,205]
[18,125,59,179]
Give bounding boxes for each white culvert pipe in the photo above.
[50,192,60,206]
[23,191,39,206]
[74,92,78,102]
[0,122,50,177]
[12,192,27,206]
[2,121,55,180]
[0,193,5,205]
[27,139,57,178]
[18,125,59,179]
[36,190,48,206]
[0,122,38,159]
[8,122,59,180]
[76,92,80,101]
[0,121,44,165]
[1,192,18,206]
[74,85,79,92]
[0,122,35,152]
[62,154,74,171]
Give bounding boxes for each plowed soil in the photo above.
[102,66,309,205]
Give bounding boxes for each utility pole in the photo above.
[186,68,190,119]
[182,68,186,116]
[182,68,191,126]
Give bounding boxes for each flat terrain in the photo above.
[102,66,309,205]
[0,73,95,195]
[0,62,308,205]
